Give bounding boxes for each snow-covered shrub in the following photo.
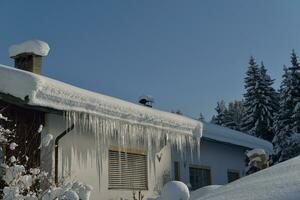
[245,148,269,175]
[0,113,92,199]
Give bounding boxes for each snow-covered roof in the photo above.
[0,64,202,137]
[202,122,273,153]
[195,155,300,200]
[9,40,50,57]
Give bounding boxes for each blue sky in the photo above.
[1,0,300,120]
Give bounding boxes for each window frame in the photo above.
[189,165,212,190]
[108,146,148,190]
[227,169,240,183]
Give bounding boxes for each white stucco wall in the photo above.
[171,139,247,186]
[41,113,172,200]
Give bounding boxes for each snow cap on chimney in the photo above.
[9,40,50,58]
[9,40,50,74]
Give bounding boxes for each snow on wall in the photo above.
[9,40,50,57]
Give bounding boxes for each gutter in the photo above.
[54,124,75,185]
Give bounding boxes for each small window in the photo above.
[189,166,211,190]
[108,149,148,190]
[227,170,240,183]
[174,161,180,181]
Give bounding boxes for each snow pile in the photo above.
[159,181,190,200]
[202,122,273,153]
[9,40,50,57]
[190,185,222,199]
[195,155,300,200]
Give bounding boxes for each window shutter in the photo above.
[108,150,148,190]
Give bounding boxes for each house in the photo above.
[0,40,272,200]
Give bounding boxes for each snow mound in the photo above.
[9,40,50,57]
[190,185,222,199]
[160,181,190,200]
[195,156,300,200]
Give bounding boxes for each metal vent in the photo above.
[108,150,148,190]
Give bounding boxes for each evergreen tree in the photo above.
[242,57,278,141]
[211,100,227,126]
[198,113,205,122]
[224,100,245,131]
[273,50,300,163]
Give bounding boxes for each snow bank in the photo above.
[202,122,273,153]
[190,185,222,199]
[0,64,202,137]
[195,156,300,200]
[9,40,50,57]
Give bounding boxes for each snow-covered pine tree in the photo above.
[241,56,262,136]
[273,50,300,163]
[211,100,227,126]
[242,57,278,141]
[198,113,205,122]
[223,100,245,131]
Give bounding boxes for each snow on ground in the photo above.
[9,40,50,57]
[190,185,222,200]
[195,155,300,200]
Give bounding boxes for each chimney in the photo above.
[9,40,50,74]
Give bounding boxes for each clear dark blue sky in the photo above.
[1,0,300,120]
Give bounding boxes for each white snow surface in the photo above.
[202,122,273,153]
[190,185,222,200]
[159,181,190,200]
[246,148,267,157]
[0,64,202,137]
[195,155,300,200]
[9,40,50,57]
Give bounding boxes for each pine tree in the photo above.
[211,100,227,126]
[273,50,300,163]
[242,57,278,141]
[241,56,262,136]
[198,113,205,122]
[224,100,245,131]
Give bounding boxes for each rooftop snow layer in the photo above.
[9,40,50,57]
[195,155,300,200]
[0,64,201,137]
[202,122,273,153]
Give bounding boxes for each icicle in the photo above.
[60,111,202,190]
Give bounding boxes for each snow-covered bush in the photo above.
[245,148,269,175]
[0,113,92,199]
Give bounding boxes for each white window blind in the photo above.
[108,149,148,190]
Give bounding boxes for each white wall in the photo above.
[171,139,247,186]
[42,113,172,200]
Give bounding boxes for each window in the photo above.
[174,161,180,181]
[189,166,211,190]
[108,149,148,190]
[227,170,240,183]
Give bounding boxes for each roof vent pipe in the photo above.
[9,40,50,74]
[139,95,154,108]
